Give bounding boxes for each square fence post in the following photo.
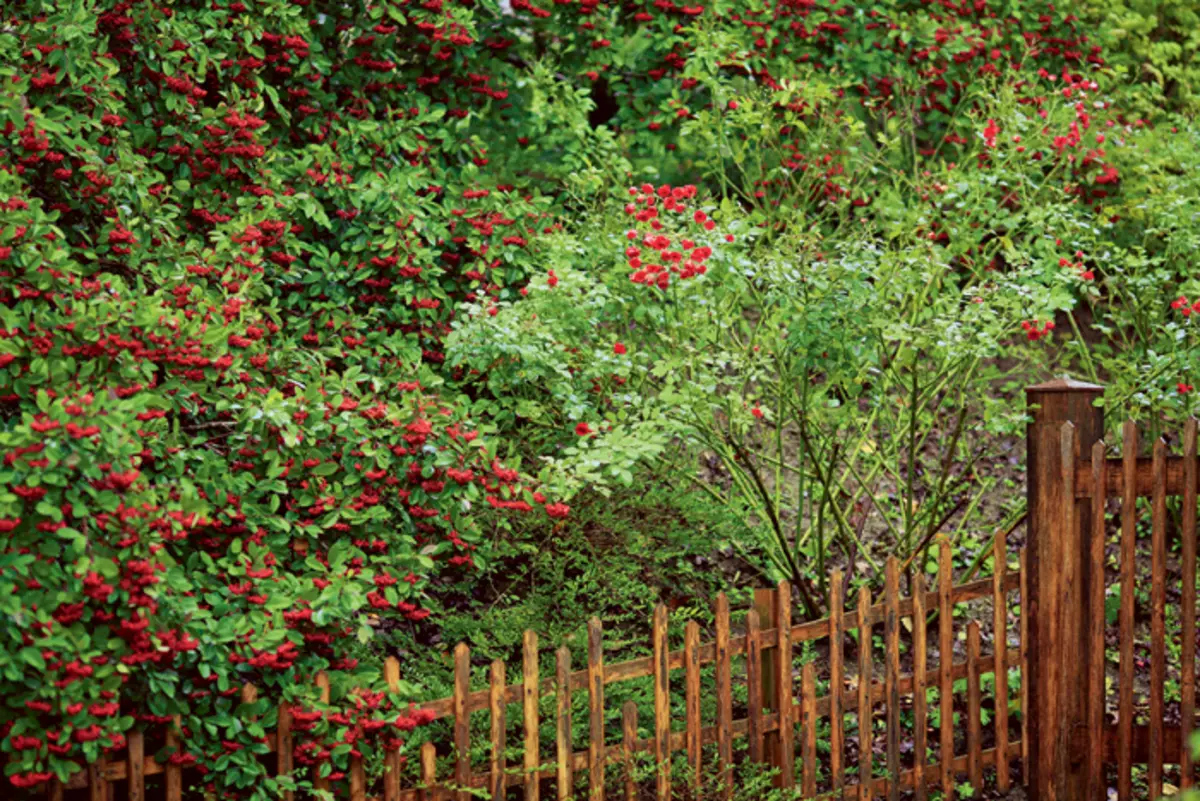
[753,588,781,776]
[1025,379,1105,801]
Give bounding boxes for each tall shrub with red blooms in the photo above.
[0,1,560,795]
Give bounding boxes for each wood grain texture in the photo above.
[1025,380,1104,801]
[939,540,955,801]
[802,661,817,797]
[858,586,873,801]
[756,587,780,770]
[1087,440,1107,801]
[830,570,846,796]
[1118,421,1137,801]
[653,604,671,801]
[747,607,764,764]
[913,573,928,801]
[885,559,901,801]
[1183,418,1198,790]
[556,646,573,801]
[967,622,982,792]
[685,620,702,793]
[588,618,606,801]
[623,702,638,801]
[385,658,403,801]
[421,742,438,801]
[454,643,471,801]
[167,716,184,801]
[1150,438,1167,799]
[315,672,331,795]
[1020,547,1029,787]
[127,730,143,801]
[715,593,733,800]
[991,535,1010,793]
[776,581,795,790]
[524,630,541,801]
[491,659,508,801]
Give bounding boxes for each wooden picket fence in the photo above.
[399,541,1024,801]
[1056,416,1200,800]
[33,378,1200,801]
[44,540,1025,801]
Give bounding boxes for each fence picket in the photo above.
[622,702,638,801]
[167,715,184,801]
[912,573,928,801]
[1019,547,1029,788]
[857,586,872,801]
[653,604,671,801]
[1087,440,1107,801]
[524,630,540,801]
[385,657,403,801]
[715,592,733,799]
[967,622,982,792]
[685,620,701,792]
[421,741,438,801]
[1183,417,1198,790]
[885,558,900,801]
[315,672,331,795]
[556,646,573,801]
[127,729,144,801]
[588,617,606,801]
[802,661,817,797]
[89,757,106,801]
[491,659,507,801]
[1150,438,1167,799]
[351,753,367,801]
[1118,420,1137,801]
[454,644,470,801]
[830,570,845,797]
[938,540,955,801]
[746,607,763,764]
[992,535,1010,792]
[777,581,795,790]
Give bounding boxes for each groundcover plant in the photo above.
[0,0,1197,797]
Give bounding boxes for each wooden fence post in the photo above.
[1025,378,1104,801]
[753,588,779,771]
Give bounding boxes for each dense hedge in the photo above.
[0,0,1188,797]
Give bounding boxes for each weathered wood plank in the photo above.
[491,659,508,801]
[939,540,955,801]
[556,646,573,801]
[715,593,733,799]
[589,618,606,801]
[829,571,845,796]
[1183,418,1198,790]
[1150,438,1168,799]
[1118,421,1137,801]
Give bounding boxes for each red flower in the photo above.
[545,502,570,519]
[574,422,592,437]
[983,119,1000,148]
[613,342,627,355]
[751,407,764,419]
[1179,383,1193,395]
